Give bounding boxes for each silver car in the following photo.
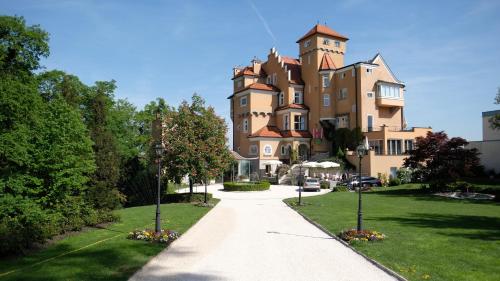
[303,178,321,191]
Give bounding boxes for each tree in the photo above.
[85,81,124,210]
[0,16,49,75]
[403,131,481,183]
[490,87,500,129]
[163,94,232,198]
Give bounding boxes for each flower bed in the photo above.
[339,229,386,243]
[127,229,179,244]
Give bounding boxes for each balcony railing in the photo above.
[362,126,404,133]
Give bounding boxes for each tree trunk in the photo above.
[189,176,193,196]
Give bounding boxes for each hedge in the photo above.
[162,192,213,203]
[223,181,271,191]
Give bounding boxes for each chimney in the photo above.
[251,56,262,75]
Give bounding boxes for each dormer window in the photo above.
[323,38,330,45]
[294,91,303,104]
[304,39,311,48]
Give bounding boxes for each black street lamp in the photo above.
[356,139,369,231]
[155,143,164,234]
[297,155,304,206]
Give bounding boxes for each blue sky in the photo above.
[2,0,500,141]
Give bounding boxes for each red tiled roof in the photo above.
[319,53,336,71]
[275,104,309,111]
[249,126,312,139]
[297,24,348,43]
[250,126,282,138]
[282,56,304,85]
[281,130,313,138]
[233,66,258,79]
[234,83,280,94]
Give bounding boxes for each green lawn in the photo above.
[0,200,218,281]
[285,184,500,281]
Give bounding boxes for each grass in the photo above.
[284,184,500,281]
[0,200,219,281]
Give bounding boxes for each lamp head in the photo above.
[155,143,164,157]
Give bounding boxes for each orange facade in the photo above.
[229,24,431,176]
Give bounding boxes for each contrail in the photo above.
[248,0,277,43]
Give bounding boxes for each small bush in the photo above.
[389,178,401,186]
[223,181,270,191]
[162,192,213,203]
[128,229,179,244]
[320,181,330,189]
[334,185,349,192]
[339,229,386,243]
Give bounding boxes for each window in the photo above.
[338,88,348,100]
[336,115,349,128]
[279,92,284,106]
[366,68,373,74]
[322,74,330,88]
[280,145,287,155]
[272,73,277,85]
[387,139,402,155]
[242,119,248,133]
[294,115,306,130]
[335,41,340,47]
[323,38,330,45]
[236,79,243,88]
[304,39,311,47]
[341,73,346,79]
[367,92,374,98]
[367,115,373,132]
[404,139,414,153]
[263,145,272,156]
[323,94,330,107]
[378,84,401,99]
[283,115,289,130]
[369,140,383,155]
[294,91,303,104]
[266,76,271,84]
[390,167,398,179]
[249,145,258,155]
[240,96,248,106]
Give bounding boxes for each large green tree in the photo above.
[490,87,500,129]
[163,94,232,197]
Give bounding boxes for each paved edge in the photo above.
[283,200,408,281]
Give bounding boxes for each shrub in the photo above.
[339,229,386,243]
[389,178,401,186]
[223,181,270,191]
[320,181,330,189]
[334,185,349,192]
[397,168,413,184]
[0,196,58,255]
[128,229,179,244]
[378,173,389,187]
[162,192,213,203]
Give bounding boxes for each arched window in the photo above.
[279,92,284,106]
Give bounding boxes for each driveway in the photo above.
[130,184,397,281]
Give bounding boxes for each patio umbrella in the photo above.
[317,161,340,169]
[301,161,319,168]
[261,160,283,165]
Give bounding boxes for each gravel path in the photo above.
[130,184,397,281]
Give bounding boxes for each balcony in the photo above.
[376,96,404,107]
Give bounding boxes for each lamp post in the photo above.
[356,139,368,231]
[155,143,164,234]
[297,155,304,206]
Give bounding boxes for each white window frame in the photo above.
[283,114,289,130]
[294,91,303,104]
[341,73,346,79]
[240,96,248,107]
[263,145,272,156]
[242,119,248,133]
[367,114,374,132]
[279,92,284,106]
[294,115,306,130]
[323,94,330,107]
[322,74,330,88]
[335,41,340,47]
[280,145,287,155]
[249,144,258,155]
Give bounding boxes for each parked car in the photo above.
[303,178,321,191]
[348,176,382,189]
